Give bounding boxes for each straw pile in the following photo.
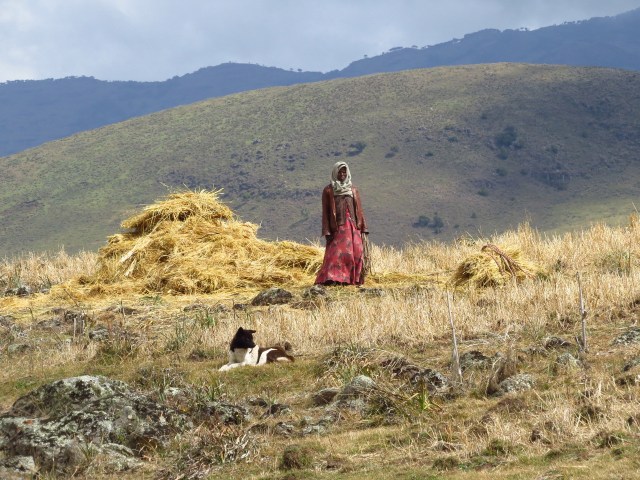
[450,243,545,288]
[77,189,323,295]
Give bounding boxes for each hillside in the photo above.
[2,8,640,157]
[1,63,640,257]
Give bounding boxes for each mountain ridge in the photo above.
[2,8,640,157]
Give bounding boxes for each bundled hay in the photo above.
[450,243,545,288]
[74,190,322,295]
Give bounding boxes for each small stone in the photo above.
[497,374,535,395]
[311,388,340,406]
[623,357,640,372]
[302,424,327,436]
[2,455,37,473]
[203,401,250,425]
[613,327,640,346]
[7,344,29,355]
[543,336,572,349]
[89,327,109,341]
[303,285,327,298]
[263,403,291,417]
[555,353,581,368]
[410,368,449,393]
[5,286,32,297]
[248,397,269,407]
[459,350,491,370]
[251,288,294,306]
[337,375,376,400]
[273,422,295,436]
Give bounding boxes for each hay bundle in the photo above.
[450,243,545,288]
[81,190,322,295]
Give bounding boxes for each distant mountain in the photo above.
[0,65,323,156]
[336,8,640,76]
[1,8,640,157]
[2,63,640,256]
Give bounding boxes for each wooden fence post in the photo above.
[447,291,463,385]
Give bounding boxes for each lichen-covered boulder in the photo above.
[613,327,640,345]
[0,375,192,475]
[497,374,535,395]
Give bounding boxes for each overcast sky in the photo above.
[1,0,639,83]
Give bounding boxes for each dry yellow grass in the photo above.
[1,214,640,478]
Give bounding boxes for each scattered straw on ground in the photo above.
[450,243,546,288]
[57,190,323,296]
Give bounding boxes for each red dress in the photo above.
[315,210,364,285]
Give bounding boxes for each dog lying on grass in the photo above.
[218,327,294,371]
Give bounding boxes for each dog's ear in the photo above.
[236,327,244,334]
[246,329,257,334]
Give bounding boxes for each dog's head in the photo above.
[230,327,257,350]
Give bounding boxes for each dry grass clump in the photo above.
[67,190,322,295]
[450,243,546,288]
[0,249,97,292]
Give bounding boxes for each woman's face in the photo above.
[337,167,347,182]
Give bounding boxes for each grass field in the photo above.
[2,214,640,478]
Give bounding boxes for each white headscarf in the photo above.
[331,161,353,197]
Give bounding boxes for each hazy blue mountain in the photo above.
[1,8,640,157]
[335,8,640,77]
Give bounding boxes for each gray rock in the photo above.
[99,443,144,472]
[613,327,640,346]
[301,424,328,436]
[337,375,376,400]
[410,368,449,393]
[543,336,572,349]
[4,286,32,297]
[623,356,640,372]
[201,401,250,425]
[335,375,376,412]
[251,287,294,306]
[303,285,327,298]
[6,344,30,355]
[497,374,535,395]
[459,350,491,370]
[0,375,191,474]
[555,353,582,368]
[1,455,37,473]
[263,403,291,417]
[311,388,340,406]
[273,422,295,436]
[382,356,449,393]
[88,327,109,341]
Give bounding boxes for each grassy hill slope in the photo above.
[2,63,640,257]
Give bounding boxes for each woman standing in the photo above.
[315,161,369,286]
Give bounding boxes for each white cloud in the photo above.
[0,0,638,82]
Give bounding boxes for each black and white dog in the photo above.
[219,327,294,371]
